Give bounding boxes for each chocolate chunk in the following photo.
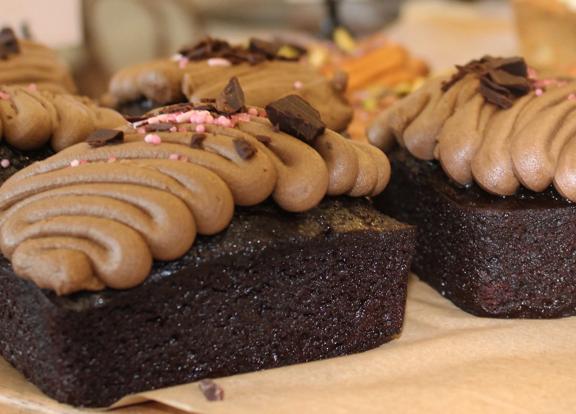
[190,133,206,149]
[144,123,173,132]
[86,129,124,147]
[255,135,272,146]
[0,28,20,60]
[265,95,326,143]
[216,77,245,114]
[198,379,224,401]
[249,38,279,59]
[233,138,256,160]
[441,55,532,109]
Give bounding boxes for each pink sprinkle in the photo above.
[216,116,233,127]
[528,67,538,80]
[169,153,180,160]
[248,107,259,116]
[207,58,231,67]
[205,114,214,124]
[144,134,162,145]
[293,80,303,90]
[79,159,88,165]
[535,88,543,97]
[568,93,576,101]
[170,126,177,132]
[108,157,117,163]
[195,124,206,133]
[0,159,10,168]
[27,83,38,92]
[0,91,10,100]
[178,125,189,132]
[178,57,189,69]
[70,159,80,167]
[137,127,146,134]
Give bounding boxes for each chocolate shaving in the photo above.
[0,28,20,60]
[198,379,224,401]
[233,138,256,160]
[146,102,194,116]
[265,95,326,143]
[216,77,245,114]
[249,38,279,59]
[178,36,305,66]
[144,123,173,132]
[190,133,206,149]
[86,129,124,147]
[255,134,272,146]
[441,56,532,109]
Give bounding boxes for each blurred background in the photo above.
[0,0,517,97]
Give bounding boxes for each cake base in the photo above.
[376,149,576,319]
[0,198,415,407]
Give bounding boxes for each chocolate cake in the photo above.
[378,149,574,318]
[0,197,414,407]
[370,56,576,318]
[0,86,414,406]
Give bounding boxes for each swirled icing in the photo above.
[0,85,128,151]
[369,72,576,201]
[0,108,389,295]
[107,59,353,132]
[0,39,76,94]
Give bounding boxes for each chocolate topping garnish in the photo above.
[233,137,256,160]
[190,133,206,149]
[178,37,305,66]
[265,95,326,143]
[144,123,173,132]
[441,56,532,109]
[216,77,245,114]
[0,28,20,60]
[86,129,124,147]
[331,70,349,93]
[249,38,279,59]
[198,379,224,401]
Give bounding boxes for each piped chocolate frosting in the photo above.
[370,56,576,202]
[0,85,389,295]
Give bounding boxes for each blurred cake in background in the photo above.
[0,27,76,94]
[307,32,428,141]
[512,0,576,74]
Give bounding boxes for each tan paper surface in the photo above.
[1,275,575,414]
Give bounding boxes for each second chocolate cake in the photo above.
[370,55,576,318]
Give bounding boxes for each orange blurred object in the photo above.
[308,34,429,141]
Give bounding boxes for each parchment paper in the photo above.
[1,275,576,414]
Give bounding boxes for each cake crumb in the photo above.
[198,379,224,401]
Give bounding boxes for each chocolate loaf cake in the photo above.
[0,197,414,407]
[0,84,414,406]
[370,56,576,318]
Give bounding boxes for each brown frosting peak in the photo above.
[106,39,352,132]
[0,85,128,151]
[0,101,389,295]
[369,61,576,201]
[0,32,76,94]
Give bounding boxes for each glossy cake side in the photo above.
[0,198,415,407]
